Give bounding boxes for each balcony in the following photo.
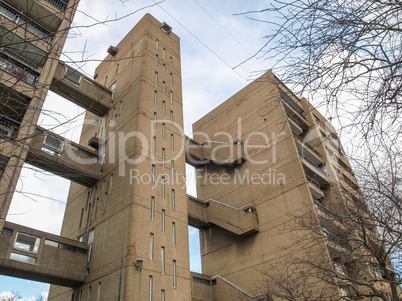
[45,0,69,11]
[0,221,88,287]
[279,88,309,129]
[26,127,101,186]
[50,62,112,116]
[187,195,258,236]
[306,174,325,199]
[293,131,323,164]
[185,136,245,168]
[0,114,20,139]
[0,0,54,43]
[286,112,303,135]
[0,52,40,86]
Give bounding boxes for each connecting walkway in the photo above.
[187,195,259,236]
[0,221,88,287]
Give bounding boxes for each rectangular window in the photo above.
[162,209,165,233]
[44,134,64,152]
[162,123,165,140]
[170,57,173,67]
[152,165,155,186]
[162,177,166,198]
[151,196,155,220]
[170,91,173,104]
[161,247,165,274]
[154,90,158,105]
[162,148,165,166]
[150,233,154,260]
[172,222,176,247]
[173,260,177,288]
[163,48,166,58]
[155,72,158,84]
[161,290,165,301]
[162,101,166,115]
[156,39,159,49]
[97,282,101,301]
[163,81,166,94]
[87,286,91,301]
[149,276,153,301]
[163,64,166,75]
[170,111,173,125]
[154,112,157,129]
[14,233,40,253]
[170,73,173,85]
[171,134,174,150]
[155,55,159,66]
[152,136,156,155]
[171,189,175,211]
[171,161,174,179]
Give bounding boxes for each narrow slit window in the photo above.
[162,177,166,198]
[155,72,158,84]
[162,123,165,140]
[171,189,175,211]
[173,260,177,288]
[170,57,172,67]
[154,112,157,128]
[152,136,156,155]
[170,73,173,85]
[162,148,165,166]
[162,101,166,115]
[170,111,173,125]
[171,161,174,179]
[163,48,166,58]
[170,91,173,104]
[154,90,158,105]
[150,233,154,260]
[162,209,165,233]
[149,276,153,301]
[171,134,174,150]
[151,196,155,220]
[163,81,166,94]
[152,165,155,186]
[161,290,165,301]
[156,39,159,49]
[155,55,159,66]
[161,247,165,274]
[172,222,176,247]
[163,64,166,75]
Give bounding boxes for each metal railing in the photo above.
[0,114,20,139]
[0,0,54,42]
[293,131,320,156]
[306,174,320,189]
[279,89,307,120]
[0,53,40,86]
[299,151,326,176]
[286,112,300,125]
[45,0,69,11]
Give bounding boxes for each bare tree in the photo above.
[236,0,401,140]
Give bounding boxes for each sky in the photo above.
[1,0,286,298]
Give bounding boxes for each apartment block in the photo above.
[0,4,395,301]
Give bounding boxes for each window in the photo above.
[161,247,165,274]
[149,276,153,301]
[162,209,165,233]
[162,123,165,140]
[14,233,40,253]
[169,57,172,67]
[110,82,116,98]
[44,134,64,152]
[171,189,175,211]
[170,91,173,104]
[172,222,176,247]
[154,112,157,128]
[171,161,174,179]
[97,282,101,301]
[162,177,166,198]
[150,233,154,260]
[163,81,166,94]
[170,73,173,84]
[161,290,165,301]
[170,111,173,125]
[171,134,174,150]
[87,286,92,301]
[313,114,320,124]
[154,90,157,105]
[162,148,165,166]
[173,260,177,288]
[155,72,158,84]
[334,166,343,179]
[152,136,156,155]
[327,147,335,160]
[156,39,159,49]
[163,64,166,75]
[152,165,155,186]
[155,55,159,66]
[64,68,81,87]
[151,197,155,220]
[163,48,166,58]
[162,101,166,115]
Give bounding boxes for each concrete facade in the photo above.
[0,3,395,301]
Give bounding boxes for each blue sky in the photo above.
[2,0,273,298]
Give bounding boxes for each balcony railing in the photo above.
[293,131,320,156]
[333,262,348,276]
[46,0,69,11]
[0,114,20,139]
[299,151,326,176]
[0,53,40,86]
[0,0,54,43]
[306,174,320,189]
[286,112,300,125]
[279,89,307,121]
